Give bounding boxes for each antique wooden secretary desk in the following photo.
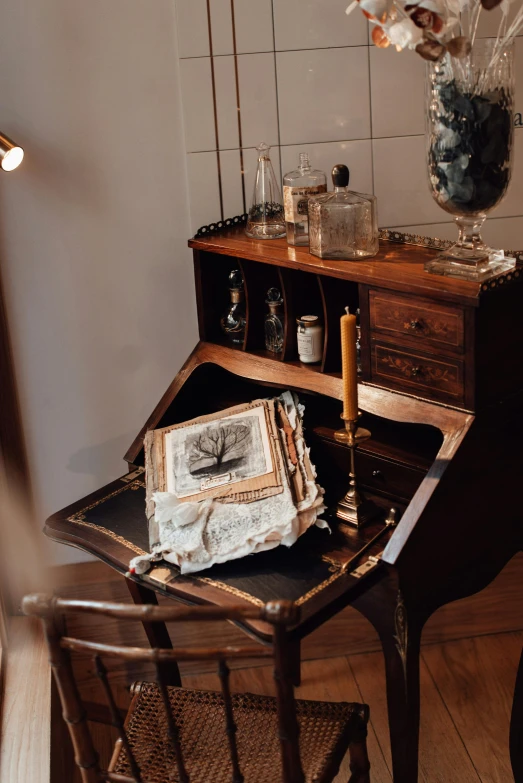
[46,220,523,782]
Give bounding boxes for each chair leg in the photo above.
[289,637,301,687]
[125,576,181,686]
[348,709,371,783]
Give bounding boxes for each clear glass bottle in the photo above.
[245,142,286,240]
[283,153,327,246]
[264,287,284,354]
[309,165,379,260]
[220,269,246,346]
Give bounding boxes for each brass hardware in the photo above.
[385,507,398,526]
[410,366,422,377]
[340,508,400,573]
[372,469,383,479]
[409,319,422,330]
[334,414,383,529]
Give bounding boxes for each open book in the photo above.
[131,392,327,575]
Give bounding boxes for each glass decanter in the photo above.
[245,142,286,240]
[425,40,515,281]
[283,153,327,246]
[308,165,378,260]
[220,269,246,346]
[264,287,284,354]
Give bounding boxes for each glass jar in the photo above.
[283,153,327,246]
[220,269,246,346]
[264,287,284,354]
[425,40,515,281]
[309,165,378,260]
[245,143,286,240]
[297,315,323,364]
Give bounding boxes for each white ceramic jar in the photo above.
[297,315,323,364]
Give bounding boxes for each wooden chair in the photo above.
[23,594,371,783]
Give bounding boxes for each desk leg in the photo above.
[511,646,523,783]
[125,577,182,687]
[352,585,425,783]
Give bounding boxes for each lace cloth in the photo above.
[130,392,327,575]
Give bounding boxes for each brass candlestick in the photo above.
[334,414,383,528]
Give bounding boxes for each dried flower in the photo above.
[360,0,391,20]
[372,25,391,46]
[346,0,523,61]
[387,18,425,48]
[446,34,473,56]
[415,38,447,59]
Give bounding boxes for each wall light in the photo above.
[0,132,24,172]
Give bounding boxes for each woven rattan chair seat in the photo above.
[113,682,365,782]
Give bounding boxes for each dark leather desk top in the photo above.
[45,471,395,640]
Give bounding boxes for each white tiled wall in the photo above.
[176,0,523,247]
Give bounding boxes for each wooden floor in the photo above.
[50,558,523,783]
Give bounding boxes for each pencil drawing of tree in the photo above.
[188,423,250,472]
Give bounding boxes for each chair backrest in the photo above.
[23,593,305,783]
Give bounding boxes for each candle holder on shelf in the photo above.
[334,414,383,529]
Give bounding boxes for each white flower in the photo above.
[360,0,390,19]
[387,18,423,49]
[346,1,359,14]
[415,0,446,14]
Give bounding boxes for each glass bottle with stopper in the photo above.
[309,165,379,260]
[245,143,286,240]
[220,269,246,346]
[264,287,284,354]
[283,153,327,246]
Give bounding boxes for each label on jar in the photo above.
[297,323,323,363]
[284,184,327,224]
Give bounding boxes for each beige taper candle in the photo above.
[341,307,358,421]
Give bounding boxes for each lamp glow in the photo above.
[0,133,24,172]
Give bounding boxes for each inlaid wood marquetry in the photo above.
[371,343,464,405]
[369,290,465,352]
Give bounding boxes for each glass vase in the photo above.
[425,40,515,281]
[246,142,286,240]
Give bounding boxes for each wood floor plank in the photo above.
[185,656,392,783]
[49,553,523,663]
[0,618,51,783]
[422,632,522,783]
[349,649,481,783]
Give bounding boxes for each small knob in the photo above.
[409,319,421,330]
[332,164,350,188]
[372,470,383,479]
[410,366,422,377]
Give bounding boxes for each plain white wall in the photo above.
[0,1,197,564]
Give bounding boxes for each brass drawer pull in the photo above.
[372,470,383,479]
[409,319,422,331]
[411,366,422,377]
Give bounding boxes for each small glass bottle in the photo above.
[245,142,286,240]
[283,153,327,246]
[264,287,284,354]
[309,165,379,260]
[220,269,246,346]
[297,315,323,364]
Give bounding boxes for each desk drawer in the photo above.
[369,290,465,351]
[371,342,465,405]
[358,451,425,502]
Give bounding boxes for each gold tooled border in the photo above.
[66,478,345,607]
